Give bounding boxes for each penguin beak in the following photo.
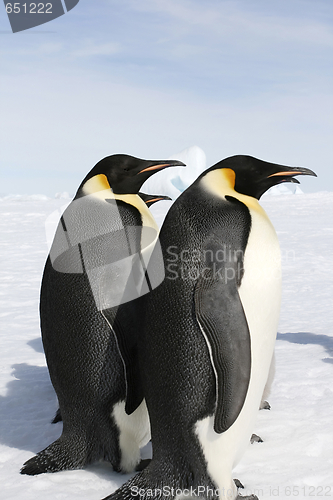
[137,160,185,175]
[147,196,172,203]
[139,192,172,206]
[267,167,317,185]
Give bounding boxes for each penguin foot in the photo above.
[51,408,62,424]
[250,434,263,444]
[234,479,244,489]
[259,400,271,410]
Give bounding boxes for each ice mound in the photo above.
[141,145,207,200]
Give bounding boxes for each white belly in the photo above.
[112,399,151,473]
[195,207,281,499]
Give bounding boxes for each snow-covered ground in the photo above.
[0,187,332,500]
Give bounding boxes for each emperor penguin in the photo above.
[21,154,184,476]
[103,155,316,500]
[50,192,172,426]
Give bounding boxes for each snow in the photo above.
[141,146,207,200]
[1,172,332,499]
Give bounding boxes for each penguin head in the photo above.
[77,155,185,197]
[205,155,317,199]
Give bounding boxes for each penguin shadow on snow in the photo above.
[0,361,60,453]
[277,332,333,364]
[27,336,44,354]
[0,361,139,490]
[0,340,137,485]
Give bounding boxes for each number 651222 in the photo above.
[5,3,53,14]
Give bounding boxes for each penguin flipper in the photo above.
[102,301,144,415]
[194,269,251,434]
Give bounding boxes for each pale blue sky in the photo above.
[1,0,332,195]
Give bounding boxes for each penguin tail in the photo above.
[20,436,86,475]
[21,450,65,475]
[20,455,55,476]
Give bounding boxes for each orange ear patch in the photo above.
[93,174,111,191]
[221,168,236,188]
[83,174,111,195]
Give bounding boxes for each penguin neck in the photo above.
[81,173,111,198]
[113,193,159,232]
[201,168,265,215]
[82,174,158,231]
